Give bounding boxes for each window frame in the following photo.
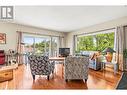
[22,33,60,57]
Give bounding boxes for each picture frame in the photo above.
[0,33,6,44]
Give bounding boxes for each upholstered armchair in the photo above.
[64,56,89,82]
[28,55,55,80]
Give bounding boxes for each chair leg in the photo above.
[47,75,49,80]
[65,79,68,82]
[32,75,35,80]
[52,70,54,74]
[85,79,87,83]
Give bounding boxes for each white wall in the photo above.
[0,22,65,51]
[66,16,127,55]
[1,16,127,53]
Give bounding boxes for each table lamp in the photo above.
[103,47,115,62]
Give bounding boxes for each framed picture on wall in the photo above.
[0,33,6,44]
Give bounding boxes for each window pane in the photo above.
[76,32,114,52]
[23,37,34,53]
[52,37,58,57]
[23,34,59,57]
[35,37,50,55]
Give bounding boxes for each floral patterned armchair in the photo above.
[28,55,55,80]
[64,56,89,82]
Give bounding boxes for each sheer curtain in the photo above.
[58,36,64,48]
[49,36,64,57]
[115,26,126,71]
[16,31,23,64]
[72,35,77,55]
[57,36,64,56]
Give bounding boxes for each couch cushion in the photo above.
[81,51,96,57]
[0,54,5,57]
[0,50,4,53]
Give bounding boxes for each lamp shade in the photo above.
[103,47,115,53]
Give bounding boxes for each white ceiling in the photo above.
[13,6,127,32]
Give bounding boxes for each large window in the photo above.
[23,34,61,57]
[76,31,115,52]
[34,37,50,55]
[23,37,34,53]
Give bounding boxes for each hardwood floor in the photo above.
[0,64,121,89]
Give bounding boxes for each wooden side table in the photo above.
[101,61,119,74]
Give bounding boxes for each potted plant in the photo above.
[123,49,127,70]
[123,49,127,58]
[75,50,80,56]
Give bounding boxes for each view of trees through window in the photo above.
[34,40,50,54]
[23,35,58,56]
[76,32,114,52]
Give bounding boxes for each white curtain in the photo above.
[115,26,126,71]
[16,31,23,64]
[58,36,64,48]
[58,36,64,56]
[73,35,77,55]
[50,36,64,57]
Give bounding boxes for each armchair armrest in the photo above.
[89,56,101,70]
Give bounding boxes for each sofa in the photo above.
[64,56,89,82]
[80,51,102,70]
[28,55,55,80]
[89,56,102,70]
[0,50,6,65]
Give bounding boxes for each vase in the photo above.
[105,52,112,62]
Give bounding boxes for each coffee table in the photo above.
[49,57,65,61]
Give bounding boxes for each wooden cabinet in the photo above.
[0,69,13,82]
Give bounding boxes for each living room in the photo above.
[0,5,127,91]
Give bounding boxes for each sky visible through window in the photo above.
[23,36,49,45]
[24,37,34,45]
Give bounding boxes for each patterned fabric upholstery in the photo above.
[28,55,55,80]
[64,56,89,81]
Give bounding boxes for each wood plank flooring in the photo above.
[0,64,121,89]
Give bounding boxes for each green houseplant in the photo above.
[123,49,127,58]
[75,50,80,56]
[123,49,127,70]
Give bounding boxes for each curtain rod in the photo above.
[76,27,115,36]
[16,31,64,38]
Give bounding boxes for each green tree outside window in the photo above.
[77,32,114,52]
